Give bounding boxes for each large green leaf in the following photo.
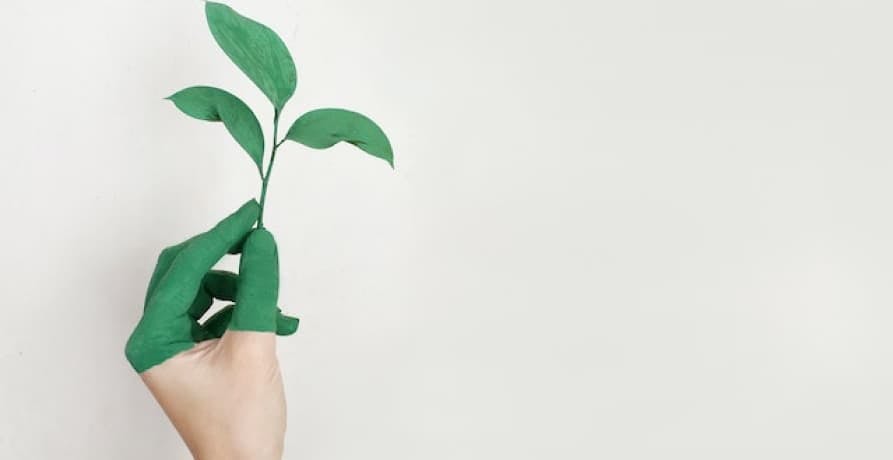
[284,109,394,167]
[166,86,265,171]
[205,2,297,110]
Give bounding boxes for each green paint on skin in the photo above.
[230,226,280,331]
[125,200,298,373]
[127,2,400,373]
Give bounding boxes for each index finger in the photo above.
[145,199,260,315]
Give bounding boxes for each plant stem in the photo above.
[258,108,282,228]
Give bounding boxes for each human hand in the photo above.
[125,199,297,460]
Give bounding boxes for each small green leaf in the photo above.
[166,86,265,171]
[284,109,394,167]
[205,2,297,110]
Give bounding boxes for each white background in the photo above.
[2,0,892,458]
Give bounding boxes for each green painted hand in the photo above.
[125,199,298,373]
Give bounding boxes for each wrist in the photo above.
[193,442,283,460]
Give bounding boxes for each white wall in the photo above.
[2,0,893,458]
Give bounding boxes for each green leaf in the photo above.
[166,86,265,171]
[205,2,297,110]
[284,109,394,167]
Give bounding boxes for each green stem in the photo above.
[258,108,282,228]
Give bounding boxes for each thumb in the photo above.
[228,228,279,333]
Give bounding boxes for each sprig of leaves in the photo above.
[166,1,394,228]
